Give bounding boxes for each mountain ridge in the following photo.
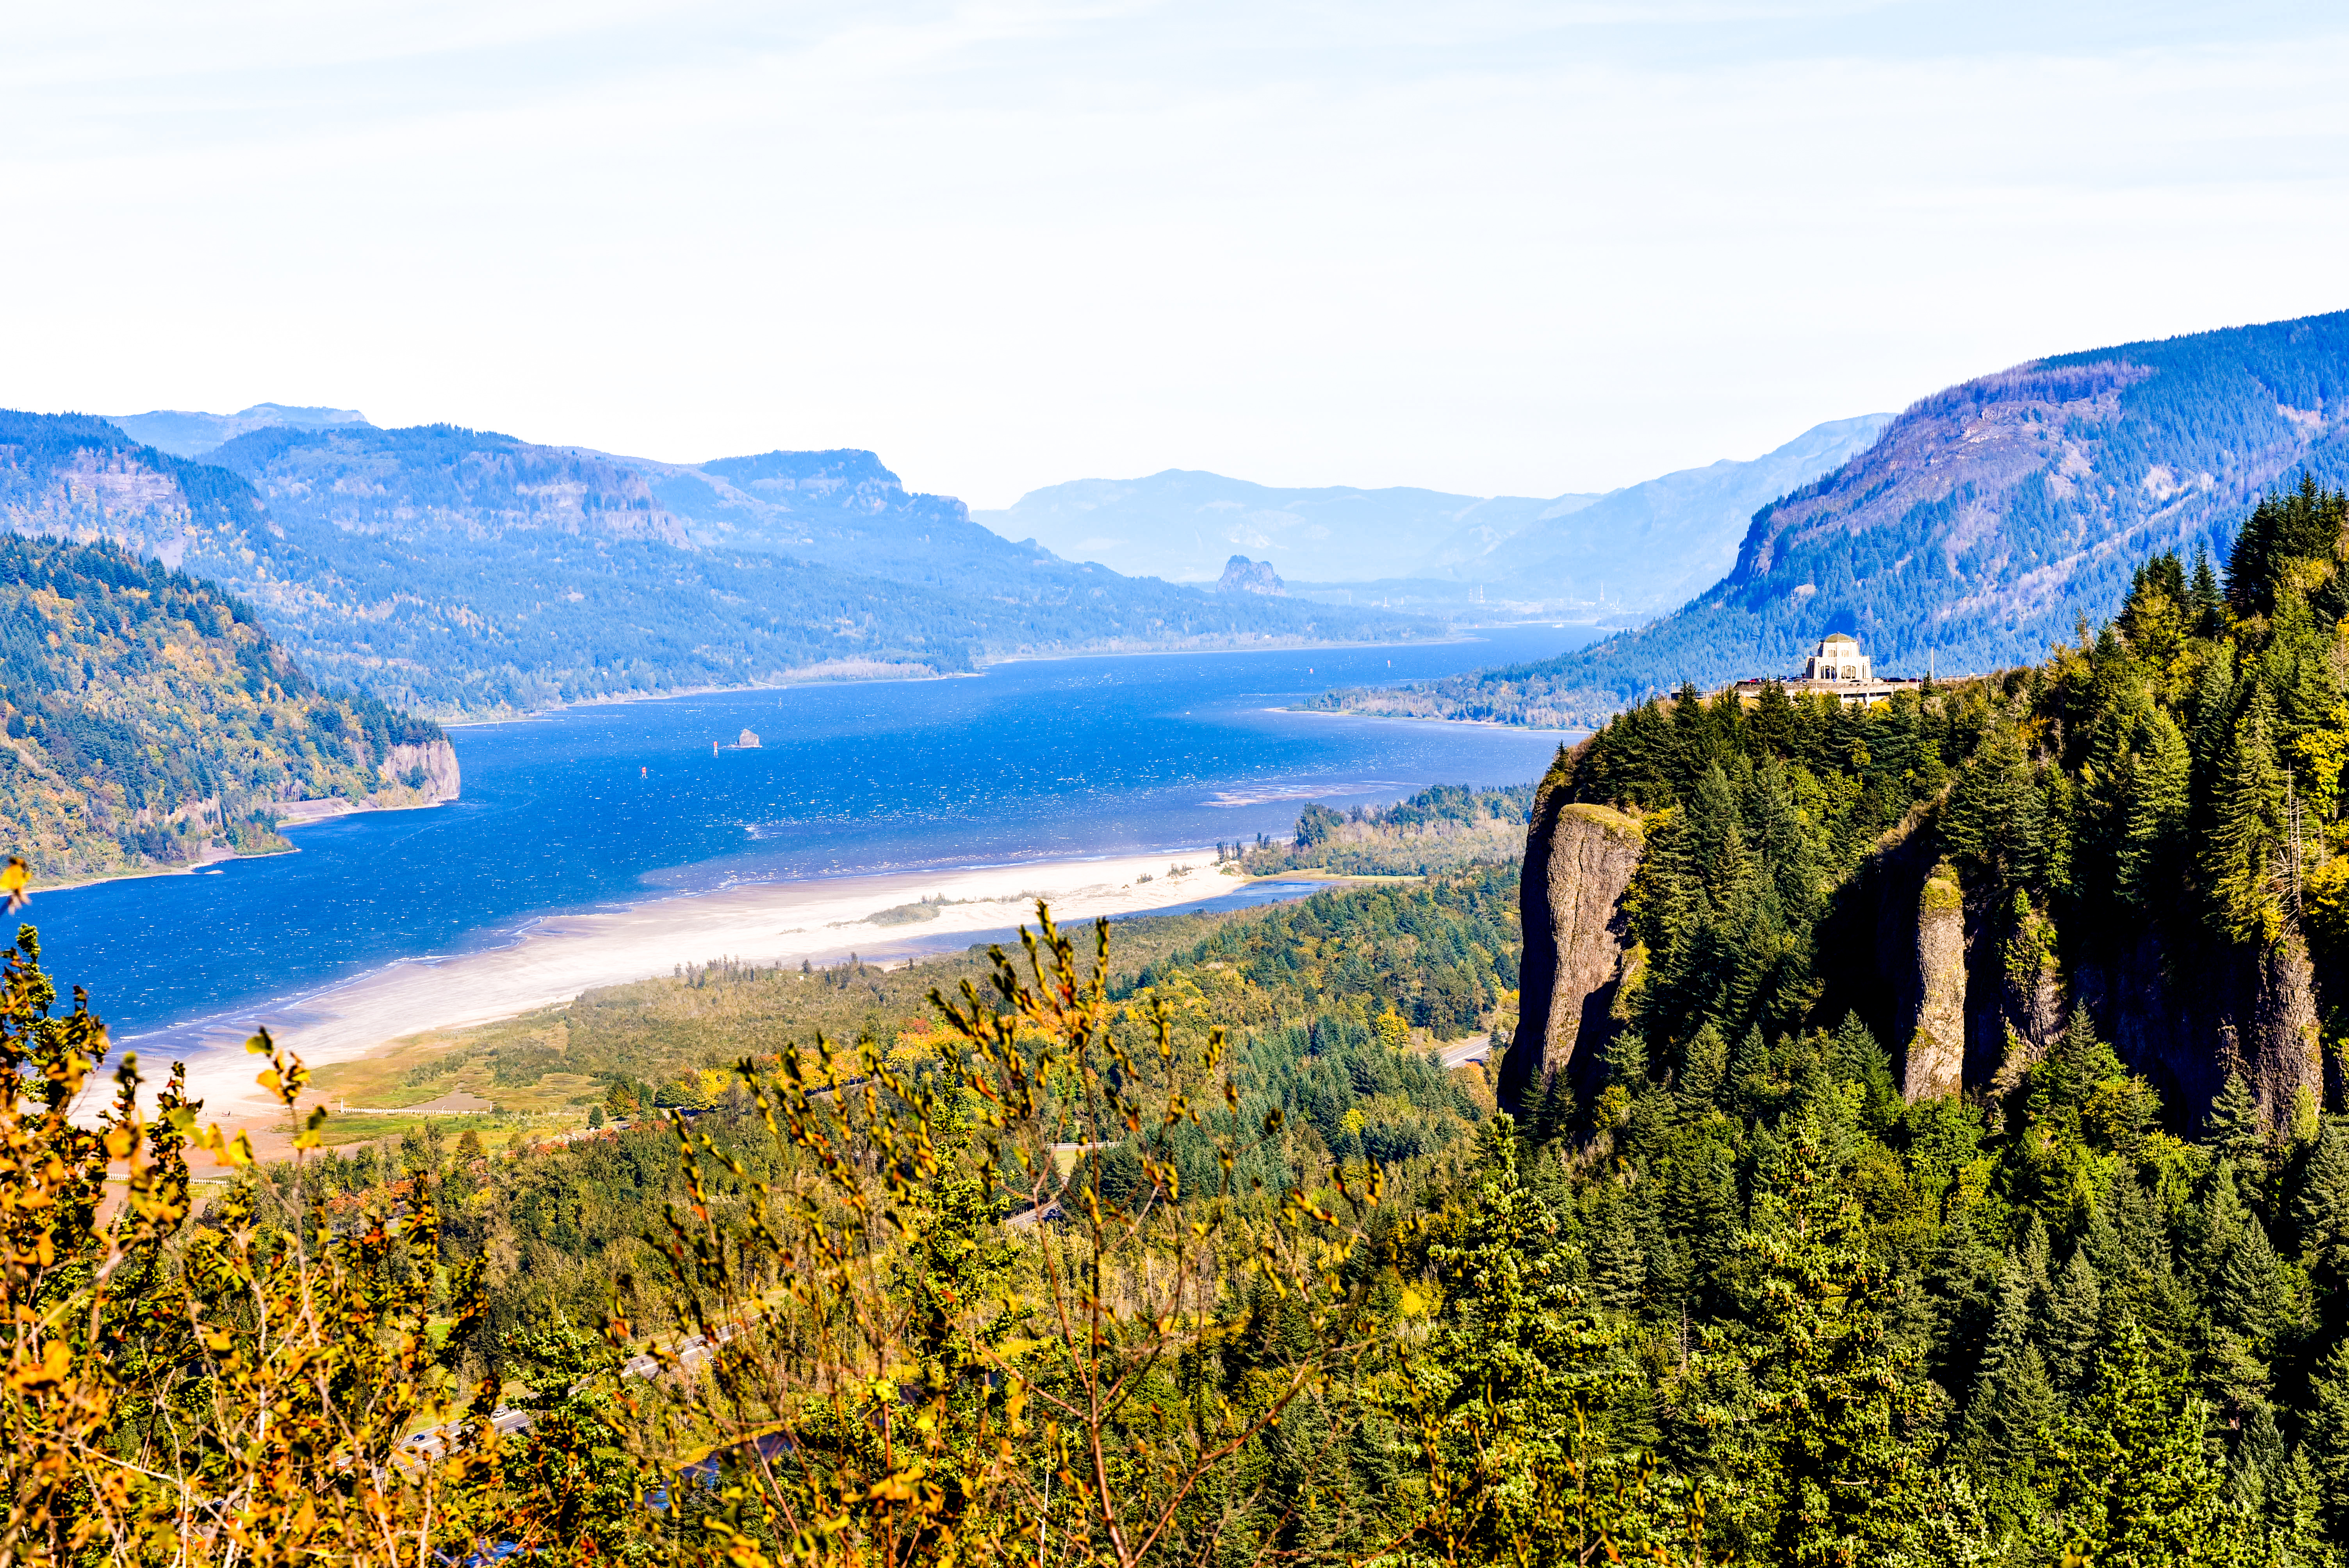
[974,414,1892,615]
[0,413,1435,716]
[1312,308,2349,726]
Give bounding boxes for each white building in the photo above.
[1803,633,1871,683]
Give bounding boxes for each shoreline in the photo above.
[430,631,1490,727]
[1273,703,1588,736]
[153,846,1280,1117]
[28,796,458,896]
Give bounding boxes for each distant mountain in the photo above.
[974,471,1576,584]
[0,534,452,885]
[1312,308,2349,726]
[973,415,1890,616]
[108,402,372,458]
[0,414,1432,715]
[1439,414,1896,613]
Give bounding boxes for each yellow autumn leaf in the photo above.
[0,857,28,913]
[6,1340,71,1392]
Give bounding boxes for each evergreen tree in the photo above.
[2293,1118,2349,1286]
[2207,1073,2270,1169]
[1726,1024,1771,1118]
[1677,1020,1728,1112]
[2190,641,2242,780]
[2045,1326,2255,1566]
[2205,687,2287,944]
[2117,705,2192,907]
[2044,1249,2104,1397]
[1691,1117,1940,1564]
[2303,1339,2349,1539]
[2190,543,2226,635]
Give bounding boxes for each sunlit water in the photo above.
[26,627,1599,1046]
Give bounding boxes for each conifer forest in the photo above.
[18,485,2349,1565]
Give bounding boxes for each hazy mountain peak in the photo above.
[973,415,1893,613]
[108,402,372,458]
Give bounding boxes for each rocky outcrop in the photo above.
[2065,927,2321,1135]
[2249,937,2323,1125]
[1215,556,1285,596]
[1906,866,1966,1099]
[1499,788,1643,1111]
[378,739,462,806]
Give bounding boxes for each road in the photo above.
[1437,1034,1492,1069]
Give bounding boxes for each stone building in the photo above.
[1804,632,1871,682]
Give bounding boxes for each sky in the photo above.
[5,1,2349,508]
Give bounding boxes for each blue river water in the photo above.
[25,626,1600,1043]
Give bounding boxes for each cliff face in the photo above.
[1907,867,1966,1099]
[1518,785,2332,1133]
[2070,930,2323,1135]
[378,739,462,807]
[1499,782,1643,1110]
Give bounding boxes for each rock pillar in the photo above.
[1905,865,1965,1099]
[1500,794,1643,1112]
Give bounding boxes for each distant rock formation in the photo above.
[1216,556,1285,596]
[736,728,761,749]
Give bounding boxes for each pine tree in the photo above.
[1726,1024,1770,1118]
[1529,1066,1573,1144]
[2044,1325,2255,1565]
[1744,754,1822,923]
[2190,543,2226,634]
[2293,1117,2349,1285]
[2302,1339,2349,1539]
[2044,1248,2104,1397]
[1592,1186,1649,1315]
[1677,1021,1728,1112]
[1692,1117,1940,1564]
[1604,1021,1649,1089]
[2205,686,2287,944]
[2117,705,2191,906]
[2190,641,2241,779]
[2206,1073,2269,1169]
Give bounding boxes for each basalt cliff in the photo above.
[1506,508,2349,1136]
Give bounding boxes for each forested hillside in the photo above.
[0,411,1431,715]
[0,534,452,883]
[1321,307,2349,726]
[1235,779,1540,875]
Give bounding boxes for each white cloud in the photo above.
[1,1,2345,506]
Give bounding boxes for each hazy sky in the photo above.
[7,1,2347,506]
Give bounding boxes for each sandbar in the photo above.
[164,847,1251,1117]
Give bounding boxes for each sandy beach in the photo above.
[165,847,1249,1117]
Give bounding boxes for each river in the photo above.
[24,626,1599,1064]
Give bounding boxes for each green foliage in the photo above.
[0,533,446,882]
[1243,781,1540,876]
[0,412,1435,716]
